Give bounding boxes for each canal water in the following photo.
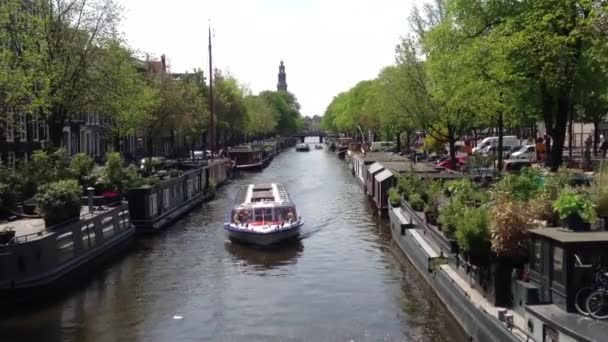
[1,138,466,342]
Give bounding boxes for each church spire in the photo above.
[277,60,287,91]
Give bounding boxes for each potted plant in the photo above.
[455,206,490,266]
[36,180,82,228]
[552,188,597,231]
[0,226,15,244]
[408,193,425,212]
[388,187,401,207]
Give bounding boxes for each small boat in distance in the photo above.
[224,183,303,246]
[315,144,323,149]
[295,143,310,152]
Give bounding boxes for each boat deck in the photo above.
[1,206,113,241]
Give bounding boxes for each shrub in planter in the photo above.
[36,180,82,228]
[30,148,71,185]
[527,190,555,224]
[456,206,491,265]
[105,152,125,191]
[492,168,542,201]
[69,153,95,187]
[490,195,539,260]
[388,187,401,207]
[443,178,473,198]
[552,188,597,231]
[397,176,422,199]
[124,165,146,189]
[438,198,465,238]
[409,192,425,212]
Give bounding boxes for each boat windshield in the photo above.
[231,206,297,224]
[254,208,274,222]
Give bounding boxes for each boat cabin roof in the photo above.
[233,183,294,207]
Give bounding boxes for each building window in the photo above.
[553,246,564,285]
[42,122,49,141]
[18,113,27,141]
[32,114,39,141]
[6,111,14,142]
[532,239,542,272]
[8,151,15,169]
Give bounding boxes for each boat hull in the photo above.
[235,162,264,171]
[224,223,302,246]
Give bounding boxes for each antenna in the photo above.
[208,20,215,156]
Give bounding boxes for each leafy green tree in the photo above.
[244,95,279,137]
[213,70,247,145]
[259,90,303,135]
[0,0,47,121]
[34,0,123,147]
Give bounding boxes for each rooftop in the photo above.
[529,228,608,244]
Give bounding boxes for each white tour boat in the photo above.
[224,183,303,246]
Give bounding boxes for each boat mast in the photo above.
[208,21,215,156]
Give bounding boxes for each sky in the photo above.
[116,0,417,117]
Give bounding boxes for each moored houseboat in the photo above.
[126,159,228,233]
[0,203,133,303]
[227,146,267,171]
[295,143,310,152]
[224,183,303,246]
[385,163,608,342]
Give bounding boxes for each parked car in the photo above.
[370,141,397,152]
[473,136,520,153]
[510,145,536,161]
[481,145,519,158]
[503,159,532,173]
[437,155,468,171]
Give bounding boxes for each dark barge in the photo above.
[0,204,134,303]
[126,159,229,233]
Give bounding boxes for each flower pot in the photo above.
[561,213,590,232]
[0,230,16,244]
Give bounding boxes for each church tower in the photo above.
[277,60,287,91]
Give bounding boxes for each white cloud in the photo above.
[117,0,416,117]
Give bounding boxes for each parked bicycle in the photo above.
[586,269,608,320]
[575,266,608,317]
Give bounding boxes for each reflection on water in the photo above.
[225,240,304,270]
[0,139,466,342]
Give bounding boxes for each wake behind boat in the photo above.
[224,183,303,246]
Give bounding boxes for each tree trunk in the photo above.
[396,132,402,153]
[448,135,456,160]
[113,134,120,153]
[547,97,570,171]
[594,117,600,157]
[498,112,504,172]
[49,119,64,149]
[568,108,574,160]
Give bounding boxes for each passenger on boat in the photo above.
[234,209,251,225]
